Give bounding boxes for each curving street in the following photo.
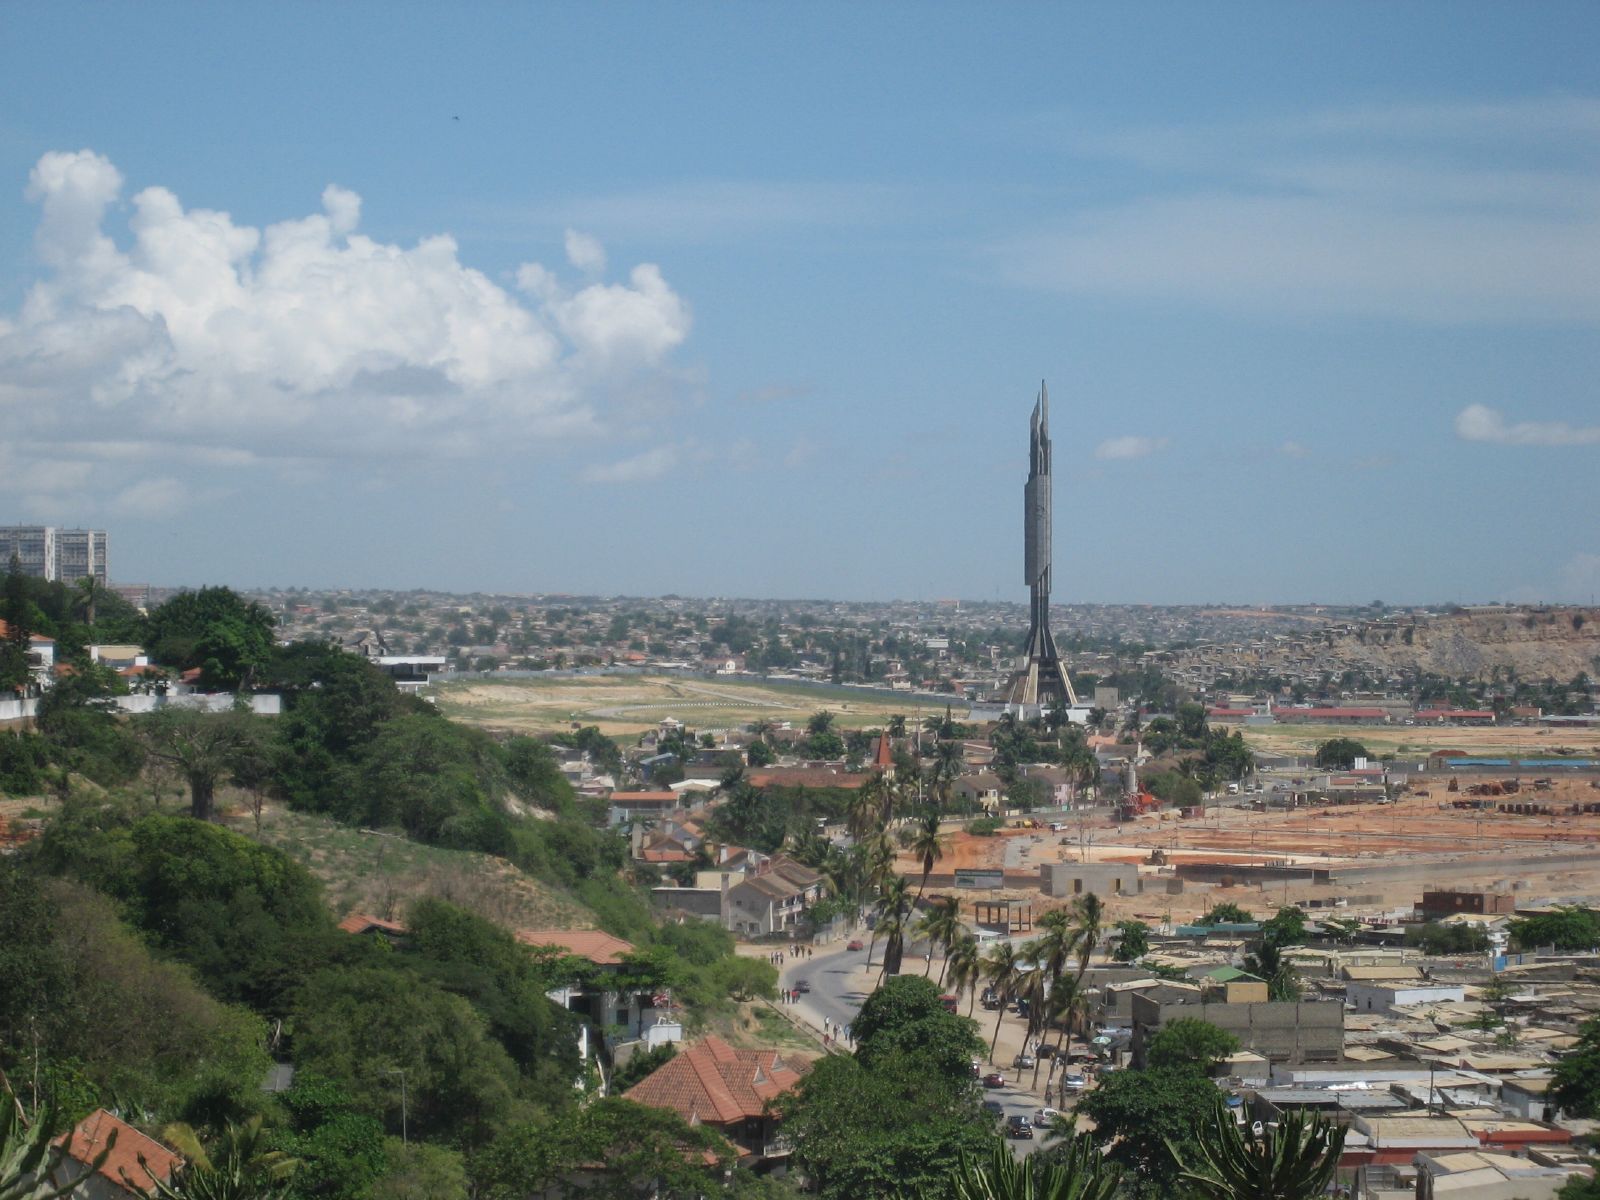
[775,940,1065,1156]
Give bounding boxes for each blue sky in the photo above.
[2,3,1597,604]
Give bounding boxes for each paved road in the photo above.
[777,943,1051,1155]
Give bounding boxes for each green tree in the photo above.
[371,1140,469,1200]
[147,1116,297,1200]
[474,1099,734,1200]
[1111,920,1150,962]
[1199,903,1254,926]
[1145,1019,1240,1073]
[1508,906,1600,952]
[981,942,1022,1063]
[852,975,985,1085]
[1243,939,1301,1002]
[1552,1016,1600,1119]
[1313,738,1370,769]
[1173,1103,1346,1200]
[905,810,949,899]
[290,966,520,1145]
[917,895,964,984]
[146,587,276,690]
[1404,923,1491,955]
[136,708,265,821]
[782,1054,992,1200]
[1076,1067,1225,1199]
[1261,906,1308,947]
[271,1075,388,1200]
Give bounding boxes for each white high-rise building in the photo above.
[0,526,109,584]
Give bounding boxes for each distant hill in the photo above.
[1320,607,1599,682]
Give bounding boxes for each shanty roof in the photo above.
[626,1035,808,1126]
[516,928,635,965]
[56,1109,183,1193]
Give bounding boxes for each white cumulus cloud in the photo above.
[0,150,693,496]
[1094,435,1169,461]
[1455,403,1600,447]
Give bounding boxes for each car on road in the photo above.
[1034,1107,1060,1125]
[981,1099,1005,1119]
[794,979,811,994]
[1062,1072,1087,1093]
[1013,1052,1036,1069]
[846,939,864,951]
[1005,1115,1034,1140]
[982,1072,1005,1089]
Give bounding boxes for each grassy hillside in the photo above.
[224,796,593,931]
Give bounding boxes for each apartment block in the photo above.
[0,526,109,584]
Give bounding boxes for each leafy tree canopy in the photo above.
[1145,1019,1240,1073]
[1076,1067,1225,1199]
[1314,738,1370,769]
[146,587,276,690]
[1198,903,1254,927]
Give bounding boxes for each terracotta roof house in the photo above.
[625,1035,809,1163]
[53,1109,183,1199]
[516,928,636,966]
[337,912,409,939]
[514,929,683,1071]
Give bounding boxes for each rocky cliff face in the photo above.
[1327,608,1599,681]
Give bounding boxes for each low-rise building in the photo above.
[52,1109,183,1199]
[725,857,825,937]
[624,1035,809,1166]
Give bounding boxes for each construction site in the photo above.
[900,772,1600,931]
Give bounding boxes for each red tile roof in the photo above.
[745,769,867,790]
[610,791,679,804]
[337,912,408,936]
[873,732,893,768]
[516,928,635,965]
[56,1109,182,1193]
[625,1035,808,1126]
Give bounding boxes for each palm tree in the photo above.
[945,934,983,1015]
[73,575,107,629]
[146,1117,298,1200]
[981,941,1022,1063]
[916,894,964,984]
[941,1128,1120,1200]
[903,809,948,898]
[848,771,890,840]
[881,874,914,980]
[1173,1103,1345,1200]
[888,714,907,738]
[1243,939,1301,1002]
[1036,974,1088,1093]
[1070,893,1105,984]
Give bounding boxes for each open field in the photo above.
[436,674,961,737]
[1237,721,1600,760]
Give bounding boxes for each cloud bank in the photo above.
[0,150,692,512]
[1455,403,1600,447]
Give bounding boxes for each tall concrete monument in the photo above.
[1003,382,1080,712]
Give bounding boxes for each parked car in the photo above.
[1034,1107,1060,1125]
[982,1072,1006,1089]
[1005,1115,1034,1140]
[846,939,865,951]
[1062,1072,1087,1093]
[970,1058,982,1077]
[794,979,811,994]
[1013,1052,1036,1070]
[1037,1043,1058,1058]
[981,1100,1005,1119]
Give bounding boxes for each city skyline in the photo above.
[1,5,1597,604]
